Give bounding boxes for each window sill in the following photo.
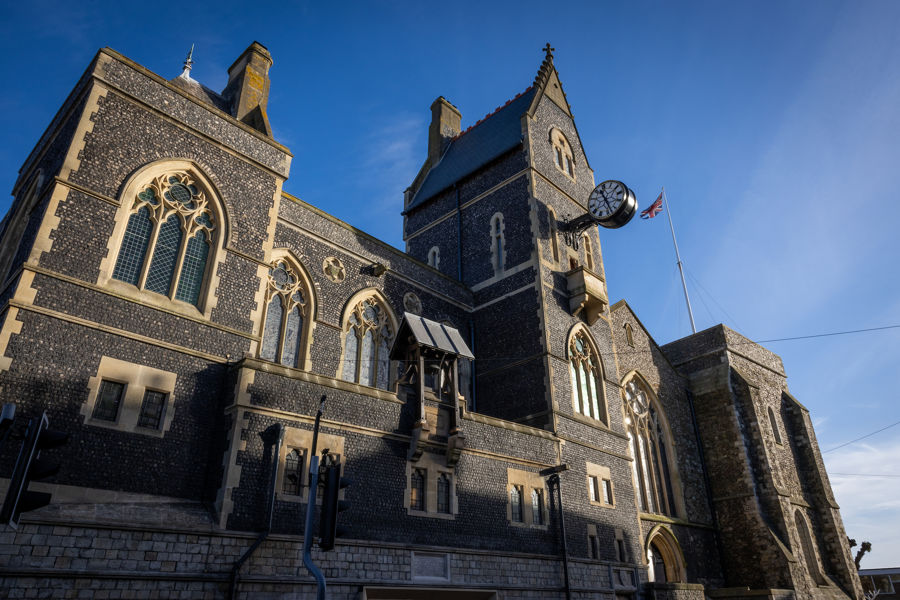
[407,509,456,520]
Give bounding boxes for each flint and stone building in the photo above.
[0,42,863,600]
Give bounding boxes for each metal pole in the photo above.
[662,188,697,334]
[551,474,572,600]
[302,396,327,600]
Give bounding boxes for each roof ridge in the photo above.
[451,86,533,142]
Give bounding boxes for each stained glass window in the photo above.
[137,390,166,429]
[93,380,125,422]
[341,298,394,390]
[111,172,216,308]
[258,259,309,369]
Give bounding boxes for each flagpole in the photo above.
[662,187,697,334]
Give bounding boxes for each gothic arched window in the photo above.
[341,295,395,390]
[259,259,311,368]
[510,485,523,523]
[624,378,679,516]
[427,246,440,269]
[568,330,606,423]
[550,128,575,178]
[437,473,451,514]
[111,171,217,308]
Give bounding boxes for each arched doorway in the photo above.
[646,526,686,583]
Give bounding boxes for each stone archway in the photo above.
[645,525,687,583]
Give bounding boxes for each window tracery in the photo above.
[568,330,605,422]
[624,378,678,516]
[341,296,395,390]
[111,171,216,307]
[259,259,310,368]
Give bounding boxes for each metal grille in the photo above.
[145,218,182,295]
[112,208,152,285]
[137,390,166,429]
[174,232,209,305]
[93,380,124,422]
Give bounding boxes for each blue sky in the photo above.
[2,0,898,567]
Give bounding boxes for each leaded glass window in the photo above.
[111,172,216,308]
[569,331,605,422]
[258,260,309,368]
[93,380,125,422]
[510,485,523,522]
[490,214,505,274]
[342,297,394,390]
[624,378,678,516]
[437,473,451,514]
[410,468,426,511]
[283,449,304,496]
[532,489,544,525]
[137,390,166,429]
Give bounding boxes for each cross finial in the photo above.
[543,43,555,60]
[180,44,194,79]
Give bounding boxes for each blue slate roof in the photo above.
[406,87,535,212]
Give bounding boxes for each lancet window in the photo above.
[259,259,310,368]
[624,378,678,516]
[111,172,216,307]
[568,330,605,422]
[341,296,394,390]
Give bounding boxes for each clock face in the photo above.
[588,180,627,219]
[588,180,638,229]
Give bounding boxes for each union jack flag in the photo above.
[640,192,663,219]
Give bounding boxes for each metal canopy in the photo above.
[390,312,474,360]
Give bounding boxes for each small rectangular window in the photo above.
[616,535,627,563]
[510,485,524,522]
[137,390,167,429]
[588,476,600,503]
[93,380,125,422]
[602,478,614,505]
[437,473,451,514]
[590,534,600,559]
[411,468,426,511]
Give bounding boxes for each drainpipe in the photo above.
[226,422,284,600]
[468,320,476,413]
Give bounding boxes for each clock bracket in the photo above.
[562,213,598,250]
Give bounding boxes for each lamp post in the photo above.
[540,464,571,600]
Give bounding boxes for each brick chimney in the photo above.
[428,97,461,165]
[222,42,273,136]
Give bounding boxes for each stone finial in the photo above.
[179,44,195,80]
[534,43,556,89]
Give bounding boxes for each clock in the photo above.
[588,180,637,229]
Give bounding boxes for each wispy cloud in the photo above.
[825,440,900,568]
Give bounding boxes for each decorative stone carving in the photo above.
[403,291,422,315]
[322,257,345,282]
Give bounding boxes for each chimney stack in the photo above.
[428,97,461,165]
[222,42,273,136]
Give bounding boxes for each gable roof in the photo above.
[405,87,534,212]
